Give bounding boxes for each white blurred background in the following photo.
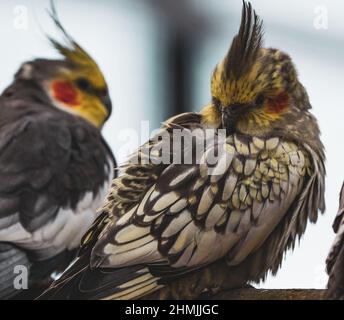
[0,0,343,289]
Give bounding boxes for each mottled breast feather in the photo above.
[87,112,324,299]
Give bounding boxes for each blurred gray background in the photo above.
[0,0,343,289]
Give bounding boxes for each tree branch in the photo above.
[212,288,325,300]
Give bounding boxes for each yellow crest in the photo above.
[47,1,106,89]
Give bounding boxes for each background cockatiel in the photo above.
[40,1,325,300]
[326,182,344,300]
[0,5,115,299]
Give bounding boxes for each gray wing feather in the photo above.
[326,182,344,299]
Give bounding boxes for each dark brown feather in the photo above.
[224,1,263,79]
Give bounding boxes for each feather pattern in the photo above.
[39,110,324,300]
[326,182,344,299]
[38,1,325,300]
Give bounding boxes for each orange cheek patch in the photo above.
[267,92,289,114]
[52,81,79,106]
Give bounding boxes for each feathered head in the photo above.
[14,1,112,128]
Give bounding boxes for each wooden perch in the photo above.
[212,288,326,300]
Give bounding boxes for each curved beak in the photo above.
[101,93,112,121]
[221,103,252,134]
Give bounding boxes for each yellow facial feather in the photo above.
[207,47,296,135]
[73,95,108,127]
[212,52,288,107]
[48,74,109,128]
[200,104,221,128]
[46,4,110,128]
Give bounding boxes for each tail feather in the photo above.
[101,268,162,300]
[38,211,165,300]
[39,258,162,300]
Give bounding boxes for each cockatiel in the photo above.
[40,1,325,300]
[0,6,115,299]
[326,183,344,300]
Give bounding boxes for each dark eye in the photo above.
[255,94,265,107]
[75,77,92,92]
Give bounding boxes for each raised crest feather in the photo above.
[47,0,100,70]
[224,1,264,79]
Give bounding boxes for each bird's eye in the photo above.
[255,94,265,107]
[75,77,92,92]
